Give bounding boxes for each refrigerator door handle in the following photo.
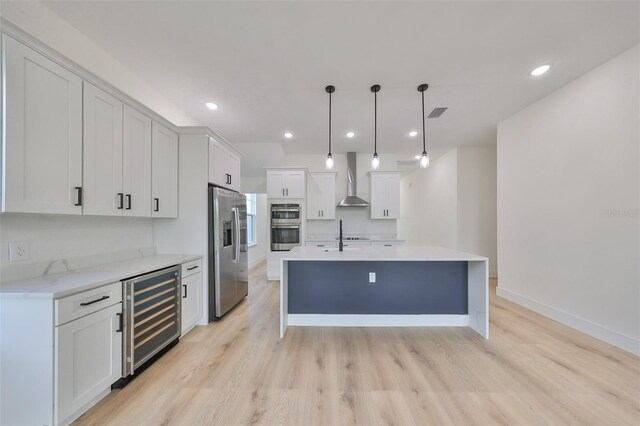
[231,207,239,263]
[235,207,241,262]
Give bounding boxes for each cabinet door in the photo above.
[83,82,123,216]
[181,272,202,335]
[306,174,320,219]
[151,122,178,218]
[55,303,122,425]
[122,105,152,217]
[284,171,305,198]
[226,152,241,192]
[369,173,387,219]
[267,171,286,198]
[318,174,336,219]
[2,35,83,214]
[384,174,401,219]
[208,138,227,187]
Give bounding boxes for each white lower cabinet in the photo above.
[305,241,338,248]
[55,303,122,425]
[181,270,203,335]
[370,241,404,247]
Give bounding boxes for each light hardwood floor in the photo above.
[75,262,640,425]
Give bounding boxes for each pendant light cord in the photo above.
[329,91,332,155]
[421,89,426,152]
[374,90,377,154]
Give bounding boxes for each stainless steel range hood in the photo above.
[337,152,369,207]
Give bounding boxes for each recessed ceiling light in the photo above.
[414,155,421,160]
[346,131,355,138]
[530,64,551,76]
[206,102,218,110]
[284,132,293,139]
[409,131,418,137]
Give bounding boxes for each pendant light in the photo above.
[325,85,335,170]
[418,83,430,168]
[371,84,381,170]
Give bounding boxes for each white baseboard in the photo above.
[496,287,640,356]
[287,314,469,328]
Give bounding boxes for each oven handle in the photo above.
[271,225,301,229]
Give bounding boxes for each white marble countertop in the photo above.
[282,246,487,262]
[0,254,202,299]
[305,238,406,243]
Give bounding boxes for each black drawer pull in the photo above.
[154,197,160,212]
[116,312,123,332]
[80,295,109,306]
[126,194,132,210]
[186,265,198,271]
[118,193,124,209]
[183,284,188,298]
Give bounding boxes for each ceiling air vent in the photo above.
[428,107,448,118]
[397,160,419,167]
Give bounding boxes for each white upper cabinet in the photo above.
[267,170,306,199]
[122,105,152,217]
[151,122,178,218]
[82,82,123,216]
[1,35,83,214]
[370,172,401,219]
[307,173,336,220]
[208,137,241,192]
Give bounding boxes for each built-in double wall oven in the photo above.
[271,204,301,251]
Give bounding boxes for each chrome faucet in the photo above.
[339,220,344,252]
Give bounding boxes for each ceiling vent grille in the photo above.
[428,107,448,118]
[397,160,419,167]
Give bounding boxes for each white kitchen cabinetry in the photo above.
[122,105,152,217]
[181,259,203,335]
[370,241,405,247]
[82,82,123,216]
[370,172,401,219]
[307,173,336,220]
[152,122,179,218]
[0,282,123,426]
[55,303,122,425]
[83,84,152,217]
[1,35,83,214]
[208,137,241,192]
[305,241,339,249]
[267,170,306,199]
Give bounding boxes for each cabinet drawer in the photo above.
[55,282,122,326]
[181,259,202,278]
[371,241,403,247]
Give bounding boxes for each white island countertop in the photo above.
[283,245,488,262]
[0,253,202,299]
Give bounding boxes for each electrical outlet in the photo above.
[369,272,376,283]
[9,241,29,262]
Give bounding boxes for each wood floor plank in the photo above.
[74,266,640,426]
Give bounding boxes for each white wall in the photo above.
[399,149,459,248]
[398,146,498,276]
[248,194,269,268]
[457,146,498,276]
[497,45,639,354]
[0,214,154,283]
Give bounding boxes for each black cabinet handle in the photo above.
[126,194,132,210]
[116,312,123,332]
[74,186,83,206]
[183,284,187,298]
[117,193,124,209]
[286,188,289,196]
[154,198,159,212]
[187,265,198,271]
[229,175,232,185]
[80,295,109,306]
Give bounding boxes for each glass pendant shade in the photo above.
[326,153,334,170]
[371,153,380,170]
[420,151,430,169]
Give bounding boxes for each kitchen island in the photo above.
[280,246,488,339]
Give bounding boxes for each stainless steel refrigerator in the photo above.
[208,186,248,320]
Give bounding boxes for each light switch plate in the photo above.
[9,241,29,262]
[369,272,376,283]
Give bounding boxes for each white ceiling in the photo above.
[43,1,639,155]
